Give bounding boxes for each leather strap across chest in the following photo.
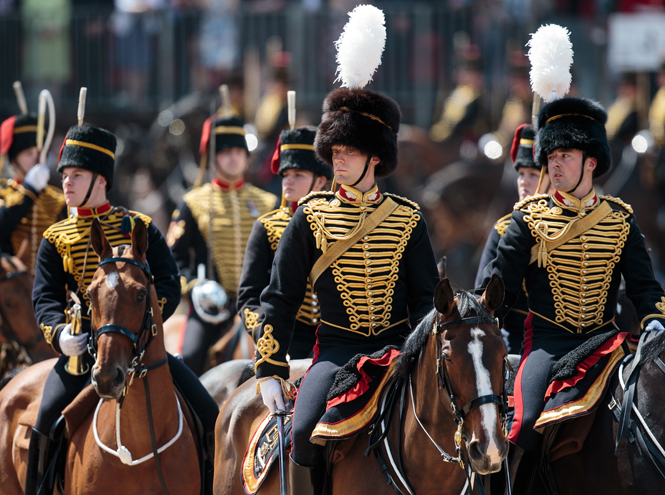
[309,197,399,287]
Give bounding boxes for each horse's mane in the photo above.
[395,291,491,379]
[638,331,665,366]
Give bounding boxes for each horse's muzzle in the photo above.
[91,364,126,400]
[467,437,508,475]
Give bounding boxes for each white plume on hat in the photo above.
[334,4,386,89]
[527,24,573,103]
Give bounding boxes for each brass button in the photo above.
[581,314,586,319]
[582,299,586,303]
[371,316,375,319]
[368,284,373,289]
[364,244,370,249]
[584,262,589,267]
[364,236,369,241]
[312,301,318,307]
[313,318,318,323]
[583,270,587,274]
[372,323,376,327]
[583,244,589,249]
[313,308,319,313]
[312,294,318,300]
[368,292,373,296]
[581,323,586,327]
[584,254,590,259]
[582,307,586,311]
[581,236,587,241]
[583,278,587,282]
[365,252,371,258]
[583,286,587,290]
[365,260,371,265]
[366,268,372,273]
[366,278,372,283]
[370,307,375,310]
[360,206,366,210]
[582,293,586,297]
[369,299,374,303]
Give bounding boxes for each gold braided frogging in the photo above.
[255,324,289,368]
[522,196,630,333]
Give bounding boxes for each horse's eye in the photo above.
[137,291,147,303]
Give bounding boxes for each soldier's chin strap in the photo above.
[565,151,587,195]
[78,172,99,208]
[350,156,371,187]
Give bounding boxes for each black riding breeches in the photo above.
[181,306,234,376]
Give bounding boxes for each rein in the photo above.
[89,255,174,495]
[609,333,665,480]
[369,312,509,495]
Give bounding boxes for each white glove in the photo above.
[24,163,50,192]
[58,324,89,356]
[645,320,665,335]
[258,378,286,414]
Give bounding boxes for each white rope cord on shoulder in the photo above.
[93,392,184,466]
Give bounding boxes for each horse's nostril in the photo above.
[468,440,483,461]
[112,367,125,388]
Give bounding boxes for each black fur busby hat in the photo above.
[272,126,332,179]
[1,114,39,161]
[510,124,539,171]
[199,116,248,157]
[535,97,610,178]
[58,125,117,188]
[314,88,401,177]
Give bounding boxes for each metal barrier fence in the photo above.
[0,5,608,128]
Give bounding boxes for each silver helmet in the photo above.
[191,264,230,324]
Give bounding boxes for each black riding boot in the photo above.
[24,428,59,495]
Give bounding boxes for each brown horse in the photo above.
[0,219,200,495]
[214,275,509,495]
[0,253,55,377]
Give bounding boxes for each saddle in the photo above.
[536,331,636,462]
[241,348,400,495]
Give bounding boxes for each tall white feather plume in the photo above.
[334,5,386,89]
[527,24,573,103]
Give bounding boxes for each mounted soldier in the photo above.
[167,114,277,376]
[254,6,440,493]
[27,94,219,495]
[478,28,665,486]
[0,84,65,275]
[238,117,332,359]
[475,124,547,353]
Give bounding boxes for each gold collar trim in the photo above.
[553,188,597,210]
[336,184,381,205]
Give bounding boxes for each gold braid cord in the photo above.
[255,325,288,369]
[494,213,512,238]
[303,195,419,337]
[521,198,630,333]
[184,183,276,297]
[244,308,261,339]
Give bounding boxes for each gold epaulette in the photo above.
[514,193,549,211]
[494,213,512,237]
[298,190,335,206]
[599,195,633,214]
[384,193,420,211]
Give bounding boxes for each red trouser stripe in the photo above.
[508,312,534,443]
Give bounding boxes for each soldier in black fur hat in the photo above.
[478,97,665,475]
[27,124,219,495]
[254,83,439,494]
[475,124,544,354]
[0,114,65,273]
[167,115,276,376]
[237,126,331,359]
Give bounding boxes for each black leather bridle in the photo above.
[88,256,166,389]
[433,312,510,469]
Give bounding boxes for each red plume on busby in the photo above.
[510,124,539,171]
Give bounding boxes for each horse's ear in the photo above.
[90,218,112,259]
[437,256,447,280]
[131,219,148,261]
[480,273,504,312]
[434,278,455,316]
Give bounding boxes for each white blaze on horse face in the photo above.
[105,272,120,291]
[468,327,502,464]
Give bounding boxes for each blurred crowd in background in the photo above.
[1,0,664,289]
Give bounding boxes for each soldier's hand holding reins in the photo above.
[59,324,89,356]
[258,377,286,414]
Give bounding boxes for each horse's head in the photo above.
[433,274,508,475]
[88,218,157,400]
